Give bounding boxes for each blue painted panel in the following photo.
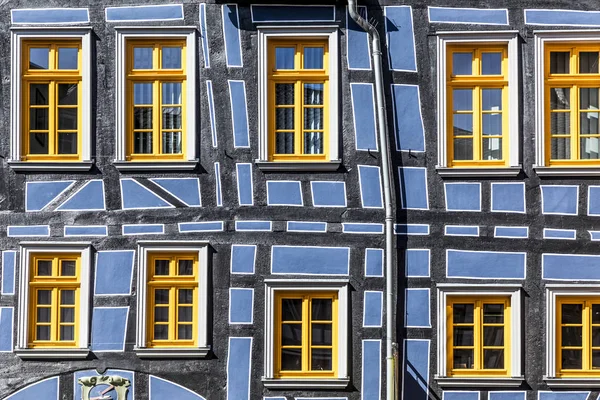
[544,229,576,240]
[266,181,303,206]
[1,251,16,295]
[366,248,384,277]
[229,81,249,147]
[591,231,600,241]
[64,226,107,237]
[12,8,89,24]
[236,221,271,232]
[26,180,73,212]
[123,224,163,235]
[231,245,256,274]
[526,9,600,26]
[215,163,223,207]
[405,289,430,327]
[351,83,377,150]
[95,251,134,295]
[404,340,429,400]
[91,307,128,351]
[342,223,384,234]
[364,291,383,327]
[207,81,217,146]
[251,5,335,22]
[200,4,211,69]
[489,392,526,400]
[399,167,428,209]
[227,337,252,400]
[288,221,327,232]
[445,183,481,212]
[0,307,13,351]
[362,340,381,400]
[7,225,49,237]
[447,250,526,279]
[236,164,254,206]
[151,178,201,207]
[541,185,578,215]
[311,181,346,207]
[386,6,417,71]
[120,179,172,209]
[589,186,600,215]
[230,289,253,324]
[57,180,105,211]
[106,4,183,21]
[495,226,529,239]
[358,165,383,208]
[395,224,430,235]
[543,254,600,280]
[443,393,479,400]
[150,375,205,400]
[392,85,425,151]
[406,249,429,277]
[538,393,590,400]
[347,7,371,70]
[5,377,58,400]
[491,183,525,213]
[75,370,134,400]
[223,5,243,67]
[445,226,479,236]
[179,222,224,233]
[272,246,350,275]
[429,7,508,25]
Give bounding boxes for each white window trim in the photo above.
[9,27,93,172]
[255,25,341,172]
[435,284,524,387]
[113,27,198,172]
[16,241,92,359]
[534,30,600,177]
[135,240,209,359]
[436,31,520,177]
[262,279,350,389]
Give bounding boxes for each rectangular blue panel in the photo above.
[26,180,74,212]
[491,183,525,213]
[364,291,383,327]
[526,9,600,26]
[95,251,134,296]
[231,245,256,274]
[179,222,224,233]
[343,223,384,234]
[200,4,211,68]
[251,5,335,22]
[266,181,303,206]
[443,392,479,400]
[392,85,426,152]
[237,164,254,206]
[91,307,128,351]
[489,392,526,400]
[7,225,49,237]
[236,221,271,232]
[359,165,383,208]
[106,4,183,21]
[351,83,377,150]
[429,7,508,25]
[0,308,13,351]
[64,225,107,237]
[445,226,479,236]
[207,81,217,146]
[543,254,600,280]
[230,289,253,324]
[12,8,89,24]
[404,340,429,400]
[272,246,350,275]
[541,185,578,215]
[287,221,327,233]
[495,226,529,239]
[366,248,384,277]
[406,249,430,277]
[544,229,576,240]
[445,183,481,212]
[362,340,381,400]
[591,231,600,241]
[405,289,430,327]
[215,162,223,207]
[1,251,16,295]
[227,337,252,400]
[311,181,347,207]
[399,167,428,209]
[223,5,243,67]
[538,393,590,400]
[589,186,600,215]
[347,7,371,70]
[229,81,249,147]
[122,224,163,235]
[395,224,430,236]
[386,6,417,71]
[447,250,526,279]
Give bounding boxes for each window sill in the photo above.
[534,166,600,177]
[435,376,524,388]
[15,348,90,360]
[544,377,600,388]
[135,347,210,359]
[436,166,521,177]
[113,160,199,172]
[262,377,350,389]
[8,161,94,172]
[255,160,342,172]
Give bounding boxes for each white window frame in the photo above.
[262,279,350,389]
[436,31,520,177]
[135,240,209,358]
[255,25,341,172]
[113,27,197,171]
[16,241,92,359]
[9,27,93,172]
[435,284,523,387]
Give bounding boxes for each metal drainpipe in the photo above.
[347,2,395,400]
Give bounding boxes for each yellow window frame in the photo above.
[126,39,187,161]
[22,40,82,161]
[274,291,338,378]
[267,39,329,162]
[446,44,509,167]
[147,252,198,348]
[28,253,80,348]
[446,296,511,377]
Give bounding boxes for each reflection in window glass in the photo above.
[275,47,295,69]
[162,47,182,69]
[304,47,324,69]
[452,52,472,75]
[30,48,49,70]
[550,52,570,74]
[134,47,153,69]
[481,52,502,75]
[58,48,78,70]
[580,52,599,74]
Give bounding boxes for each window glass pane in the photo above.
[311,323,332,345]
[178,325,192,340]
[163,107,182,129]
[178,306,192,322]
[594,350,600,369]
[134,108,153,130]
[36,290,50,306]
[580,88,599,110]
[593,327,600,347]
[304,83,324,105]
[581,113,599,135]
[30,109,49,131]
[550,113,570,135]
[452,52,472,75]
[304,47,324,69]
[30,84,49,105]
[178,260,193,275]
[30,48,49,70]
[551,138,571,160]
[453,304,474,323]
[58,48,78,70]
[178,289,193,304]
[162,46,182,69]
[483,138,503,160]
[311,348,332,370]
[134,47,153,69]
[483,326,504,346]
[60,326,74,341]
[162,83,182,105]
[36,325,50,340]
[60,308,74,323]
[453,327,474,346]
[276,132,294,154]
[134,83,153,105]
[562,304,583,324]
[453,89,472,111]
[281,348,302,370]
[134,132,152,154]
[483,114,502,136]
[580,52,599,74]
[155,289,169,304]
[60,260,76,276]
[481,52,502,75]
[453,114,473,136]
[281,299,302,321]
[154,260,169,275]
[562,326,583,346]
[304,108,323,130]
[483,349,504,369]
[37,308,50,323]
[154,325,168,340]
[155,307,168,322]
[551,52,570,74]
[312,299,332,320]
[275,47,295,69]
[304,132,323,154]
[453,349,473,369]
[276,109,294,130]
[276,83,294,105]
[281,323,302,345]
[37,260,52,276]
[58,133,78,155]
[58,109,78,130]
[58,84,78,106]
[162,131,182,154]
[594,304,600,324]
[483,304,504,323]
[30,133,48,154]
[562,349,582,369]
[482,89,502,111]
[551,88,570,109]
[60,290,75,305]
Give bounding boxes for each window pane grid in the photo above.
[557,299,600,374]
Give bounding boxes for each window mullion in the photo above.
[50,81,56,156]
[584,301,591,371]
[51,287,58,343]
[474,87,482,162]
[302,296,309,373]
[154,80,160,155]
[475,300,482,370]
[169,287,176,342]
[572,84,579,160]
[295,80,302,157]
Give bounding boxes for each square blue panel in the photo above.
[445,183,481,212]
[405,289,430,327]
[491,183,525,213]
[91,307,128,351]
[229,288,254,324]
[541,185,578,215]
[399,167,428,209]
[403,340,430,400]
[406,249,430,277]
[311,181,346,207]
[95,251,134,295]
[267,181,303,206]
[365,248,384,277]
[231,245,256,274]
[364,291,383,327]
